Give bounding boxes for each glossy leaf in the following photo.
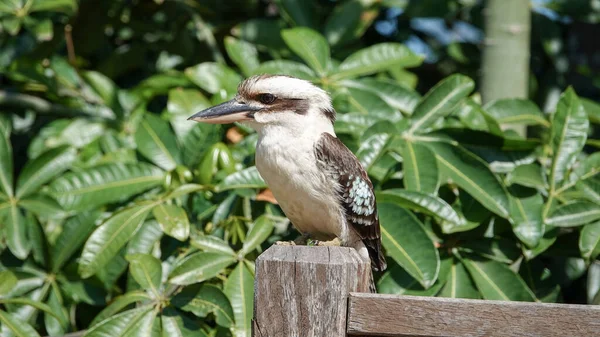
[224,262,254,337]
[548,88,588,190]
[343,78,421,114]
[506,163,547,189]
[79,204,154,278]
[408,75,475,133]
[401,141,439,194]
[379,202,440,288]
[0,131,13,197]
[16,146,76,198]
[252,60,316,80]
[509,194,544,248]
[91,291,152,326]
[484,98,549,127]
[18,194,64,219]
[172,284,234,328]
[0,310,41,337]
[334,43,422,79]
[345,87,402,121]
[84,307,154,337]
[377,189,465,227]
[216,166,266,192]
[190,233,236,256]
[50,163,164,211]
[281,28,330,75]
[169,252,236,285]
[185,62,242,96]
[30,0,77,13]
[463,258,535,301]
[135,114,181,171]
[428,142,509,217]
[438,260,480,299]
[161,307,208,337]
[127,253,162,295]
[152,204,190,241]
[0,270,17,296]
[52,211,101,272]
[377,261,446,296]
[5,204,30,259]
[224,37,260,76]
[241,215,274,256]
[580,221,600,260]
[323,0,364,46]
[546,201,600,227]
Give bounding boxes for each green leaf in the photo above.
[0,270,17,296]
[224,37,259,76]
[167,89,211,133]
[427,142,509,217]
[377,261,445,296]
[161,307,208,337]
[323,0,363,46]
[438,260,480,299]
[241,215,274,256]
[580,221,600,260]
[342,78,421,114]
[548,88,588,190]
[135,114,181,171]
[408,75,475,134]
[32,18,53,41]
[224,262,254,337]
[484,99,549,127]
[0,310,40,337]
[50,163,164,211]
[509,194,544,248]
[79,204,154,278]
[185,62,241,96]
[180,123,222,168]
[345,87,402,121]
[5,204,30,259]
[126,253,162,295]
[377,189,465,227]
[546,201,600,227]
[276,0,316,28]
[281,28,330,75]
[84,307,154,337]
[463,258,535,301]
[172,284,234,328]
[401,141,439,194]
[152,204,190,241]
[333,43,422,79]
[127,220,163,256]
[460,238,521,264]
[18,194,64,219]
[16,146,76,198]
[169,252,236,285]
[91,291,152,326]
[581,97,600,124]
[252,60,317,80]
[506,163,547,189]
[0,131,13,197]
[216,166,266,192]
[190,233,236,256]
[44,284,69,336]
[164,184,205,200]
[30,0,77,13]
[379,202,440,288]
[52,211,101,272]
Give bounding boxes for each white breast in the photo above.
[255,125,344,240]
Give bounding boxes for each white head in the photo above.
[188,75,336,135]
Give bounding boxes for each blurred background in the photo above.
[0,1,599,336]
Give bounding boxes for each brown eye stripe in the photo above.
[262,98,310,115]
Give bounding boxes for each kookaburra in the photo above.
[188,75,387,273]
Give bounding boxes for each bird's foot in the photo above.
[293,233,312,245]
[314,238,342,247]
[275,241,296,246]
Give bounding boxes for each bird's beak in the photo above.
[187,99,260,124]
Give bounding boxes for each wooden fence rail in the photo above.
[252,245,600,337]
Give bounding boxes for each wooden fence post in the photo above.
[252,245,370,337]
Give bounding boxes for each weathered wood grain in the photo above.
[252,245,370,337]
[347,293,600,337]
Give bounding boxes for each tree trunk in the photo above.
[481,0,531,136]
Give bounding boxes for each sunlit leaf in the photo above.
[546,201,600,227]
[169,252,236,285]
[224,262,254,337]
[241,215,274,256]
[401,141,439,194]
[379,202,440,288]
[216,166,266,192]
[334,43,422,79]
[509,194,544,248]
[135,114,181,171]
[438,259,480,299]
[484,98,549,127]
[84,307,154,337]
[0,131,13,197]
[580,221,600,260]
[281,28,330,75]
[16,146,76,198]
[0,310,40,337]
[224,37,260,76]
[127,253,162,295]
[463,258,535,301]
[172,284,234,328]
[152,204,190,241]
[90,291,152,326]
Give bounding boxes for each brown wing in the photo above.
[315,133,386,271]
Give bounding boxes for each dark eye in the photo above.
[258,93,276,104]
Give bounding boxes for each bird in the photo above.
[188,74,387,278]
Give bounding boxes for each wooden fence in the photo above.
[252,245,600,337]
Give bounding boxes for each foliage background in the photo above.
[0,0,599,336]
